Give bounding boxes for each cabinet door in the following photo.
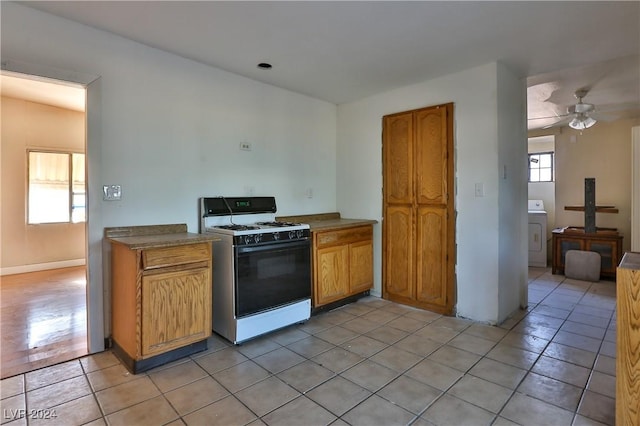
[558,238,584,269]
[383,112,414,204]
[384,206,414,300]
[415,106,449,205]
[587,240,616,274]
[350,239,373,294]
[142,267,211,357]
[315,245,349,306]
[416,206,448,307]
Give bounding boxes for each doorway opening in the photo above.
[0,72,88,378]
[527,135,556,275]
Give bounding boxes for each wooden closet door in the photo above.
[383,111,415,301]
[415,106,448,205]
[383,103,455,315]
[415,105,451,310]
[383,112,414,204]
[383,205,414,300]
[416,206,448,306]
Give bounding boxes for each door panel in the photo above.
[383,113,414,204]
[350,240,373,294]
[416,207,447,306]
[528,223,543,252]
[315,245,349,305]
[142,267,210,356]
[415,107,448,205]
[383,206,414,299]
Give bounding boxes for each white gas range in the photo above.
[199,196,311,344]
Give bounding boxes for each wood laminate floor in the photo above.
[0,266,88,379]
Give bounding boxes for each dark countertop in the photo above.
[620,252,640,270]
[105,224,220,249]
[277,212,377,233]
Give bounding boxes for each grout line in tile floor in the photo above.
[0,267,616,426]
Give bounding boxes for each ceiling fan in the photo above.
[529,88,600,130]
[565,89,597,130]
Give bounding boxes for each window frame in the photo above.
[528,151,554,183]
[27,149,86,225]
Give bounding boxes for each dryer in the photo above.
[528,200,548,267]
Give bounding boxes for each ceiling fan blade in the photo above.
[541,117,570,129]
[528,113,570,121]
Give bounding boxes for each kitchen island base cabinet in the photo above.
[616,252,640,425]
[313,225,373,309]
[107,225,214,374]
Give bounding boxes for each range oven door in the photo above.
[234,239,311,318]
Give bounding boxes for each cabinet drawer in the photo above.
[142,243,211,270]
[315,226,373,249]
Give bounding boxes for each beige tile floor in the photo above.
[1,268,617,425]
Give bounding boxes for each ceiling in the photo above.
[0,73,86,112]
[5,1,640,130]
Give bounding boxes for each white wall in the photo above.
[1,97,86,273]
[552,119,638,252]
[3,3,529,328]
[496,63,528,322]
[2,2,338,340]
[337,62,527,324]
[1,2,337,229]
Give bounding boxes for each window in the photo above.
[28,150,85,224]
[529,152,553,182]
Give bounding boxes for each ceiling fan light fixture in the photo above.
[569,114,596,130]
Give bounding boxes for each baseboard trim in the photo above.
[112,340,208,374]
[0,259,86,276]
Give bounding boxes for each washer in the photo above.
[528,200,548,267]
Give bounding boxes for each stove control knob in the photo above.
[273,232,280,240]
[296,230,304,239]
[289,231,296,240]
[244,235,253,244]
[255,234,262,243]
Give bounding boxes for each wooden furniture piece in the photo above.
[382,103,455,315]
[616,252,640,425]
[106,224,217,373]
[313,225,373,308]
[552,227,623,280]
[277,212,377,312]
[564,205,619,214]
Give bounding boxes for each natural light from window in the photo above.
[529,152,554,183]
[28,151,85,224]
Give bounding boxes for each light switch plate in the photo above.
[103,185,122,201]
[474,182,484,197]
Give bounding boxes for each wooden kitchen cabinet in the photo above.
[552,227,623,279]
[313,225,373,308]
[107,224,215,373]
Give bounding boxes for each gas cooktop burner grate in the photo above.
[256,221,302,227]
[216,224,260,231]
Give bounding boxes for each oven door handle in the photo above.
[235,239,310,254]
